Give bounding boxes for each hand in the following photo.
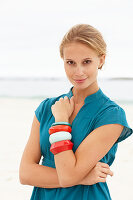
[51,96,75,121]
[80,162,113,185]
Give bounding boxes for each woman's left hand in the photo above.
[51,96,75,121]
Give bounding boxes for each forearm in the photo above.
[20,163,82,188]
[53,119,80,186]
[20,163,62,188]
[54,150,77,186]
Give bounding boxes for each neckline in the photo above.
[67,86,104,104]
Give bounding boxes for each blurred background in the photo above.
[0,0,133,199]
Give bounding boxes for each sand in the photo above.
[0,97,133,200]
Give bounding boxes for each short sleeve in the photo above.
[34,98,49,123]
[93,106,133,144]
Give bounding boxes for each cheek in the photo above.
[86,67,94,75]
[64,66,73,76]
[86,66,98,78]
[90,65,98,73]
[64,66,68,74]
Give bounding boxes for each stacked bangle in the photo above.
[49,131,72,144]
[49,125,72,135]
[51,122,72,128]
[50,140,73,155]
[49,121,73,155]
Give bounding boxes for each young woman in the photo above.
[19,24,133,200]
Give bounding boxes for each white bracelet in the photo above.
[49,131,72,144]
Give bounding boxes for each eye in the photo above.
[66,61,75,65]
[84,60,91,64]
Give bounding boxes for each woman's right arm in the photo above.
[19,115,113,188]
[19,115,62,188]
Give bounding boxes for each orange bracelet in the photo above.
[50,140,73,155]
[49,124,72,135]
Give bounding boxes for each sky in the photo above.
[0,0,133,78]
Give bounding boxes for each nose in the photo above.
[74,65,84,76]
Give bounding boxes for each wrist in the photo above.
[55,118,69,123]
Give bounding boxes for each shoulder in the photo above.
[92,98,127,130]
[97,98,124,116]
[91,98,133,144]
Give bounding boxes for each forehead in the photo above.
[63,42,98,59]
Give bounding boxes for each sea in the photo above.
[0,76,133,104]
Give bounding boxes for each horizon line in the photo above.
[0,76,133,81]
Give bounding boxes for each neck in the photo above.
[72,81,99,104]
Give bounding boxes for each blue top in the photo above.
[30,86,133,200]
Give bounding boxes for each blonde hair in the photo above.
[59,24,107,69]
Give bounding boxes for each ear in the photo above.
[99,54,105,68]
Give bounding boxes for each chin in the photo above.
[73,80,95,90]
[73,83,89,89]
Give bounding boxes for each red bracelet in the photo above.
[49,125,72,135]
[50,140,73,155]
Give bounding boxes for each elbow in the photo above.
[60,169,86,187]
[19,165,30,185]
[19,171,26,185]
[59,178,71,188]
[19,175,26,185]
[19,170,28,185]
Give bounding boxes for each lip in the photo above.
[74,78,87,83]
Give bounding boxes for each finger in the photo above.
[59,97,64,101]
[98,162,109,169]
[97,177,106,183]
[101,168,114,176]
[64,96,69,101]
[99,172,107,178]
[70,96,74,102]
[109,170,114,176]
[70,96,75,108]
[71,96,74,100]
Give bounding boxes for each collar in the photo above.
[67,86,105,104]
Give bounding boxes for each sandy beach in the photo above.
[0,97,133,200]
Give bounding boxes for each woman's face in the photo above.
[63,42,105,89]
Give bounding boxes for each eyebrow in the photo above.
[65,57,92,61]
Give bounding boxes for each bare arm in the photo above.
[19,115,62,188]
[20,164,62,188]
